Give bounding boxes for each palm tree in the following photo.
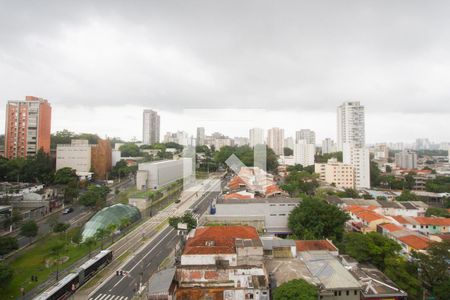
[119,218,131,232]
[83,237,96,258]
[95,228,107,250]
[106,224,118,243]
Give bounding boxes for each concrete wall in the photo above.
[180,253,237,266]
[56,141,91,172]
[213,201,296,233]
[137,158,193,190]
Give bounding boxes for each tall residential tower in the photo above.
[142,109,160,145]
[4,96,52,159]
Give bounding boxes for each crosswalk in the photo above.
[89,293,129,300]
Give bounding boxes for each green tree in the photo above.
[425,207,450,218]
[0,236,19,257]
[53,222,70,236]
[384,256,422,299]
[283,147,293,156]
[434,277,450,300]
[119,143,141,157]
[336,188,360,198]
[106,223,118,243]
[315,151,343,163]
[281,171,319,196]
[64,180,79,203]
[288,197,349,241]
[20,220,39,244]
[341,232,401,270]
[370,161,381,187]
[169,213,197,231]
[21,149,54,184]
[0,263,13,288]
[49,240,66,280]
[53,167,78,184]
[79,185,110,208]
[95,228,108,250]
[412,240,450,294]
[83,237,96,258]
[273,279,318,300]
[396,189,418,202]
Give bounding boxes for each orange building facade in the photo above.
[4,96,52,159]
[91,138,112,180]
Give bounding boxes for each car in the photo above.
[63,207,74,214]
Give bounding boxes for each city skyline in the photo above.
[1,1,450,142]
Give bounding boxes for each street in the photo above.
[86,179,221,300]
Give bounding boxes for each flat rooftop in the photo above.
[216,197,299,205]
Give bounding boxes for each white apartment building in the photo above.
[234,137,249,146]
[295,129,316,145]
[249,128,265,147]
[337,101,365,151]
[56,139,91,173]
[196,127,205,146]
[322,138,336,154]
[267,127,284,156]
[294,140,315,166]
[213,138,233,150]
[284,137,294,150]
[315,158,355,189]
[395,150,418,169]
[343,143,370,189]
[374,144,389,160]
[142,109,160,145]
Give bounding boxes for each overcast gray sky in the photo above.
[1,0,449,143]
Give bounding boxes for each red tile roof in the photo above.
[183,226,260,255]
[223,193,253,199]
[379,223,404,232]
[295,240,338,252]
[355,211,385,223]
[398,235,430,250]
[228,176,246,190]
[414,217,450,226]
[392,215,409,224]
[345,205,367,214]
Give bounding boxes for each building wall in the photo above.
[137,158,193,190]
[294,141,315,166]
[214,201,297,233]
[56,140,91,173]
[249,128,265,147]
[343,143,370,189]
[143,109,160,145]
[324,163,355,189]
[267,128,284,156]
[4,96,51,159]
[91,138,112,180]
[180,254,237,266]
[337,101,365,151]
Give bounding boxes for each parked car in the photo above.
[63,207,74,214]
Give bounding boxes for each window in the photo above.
[338,291,341,296]
[346,290,349,296]
[354,290,358,295]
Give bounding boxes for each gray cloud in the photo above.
[0,0,450,140]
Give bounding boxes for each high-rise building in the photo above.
[4,96,52,159]
[296,129,316,145]
[294,140,315,166]
[249,128,265,148]
[373,144,389,161]
[395,150,418,169]
[338,101,370,189]
[284,137,294,150]
[343,143,370,189]
[321,138,336,154]
[196,127,205,146]
[142,109,160,145]
[415,138,431,150]
[267,128,284,156]
[337,101,365,151]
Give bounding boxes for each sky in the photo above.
[0,0,449,144]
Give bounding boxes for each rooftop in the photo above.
[183,225,260,255]
[300,251,361,290]
[295,240,338,252]
[216,197,299,205]
[379,223,404,232]
[398,235,430,250]
[147,268,176,296]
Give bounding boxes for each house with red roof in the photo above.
[391,215,450,235]
[177,225,269,299]
[346,206,389,233]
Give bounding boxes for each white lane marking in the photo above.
[109,228,174,291]
[97,294,108,300]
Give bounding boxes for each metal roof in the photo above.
[148,268,176,296]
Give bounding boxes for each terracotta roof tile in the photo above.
[295,240,338,252]
[379,223,404,232]
[224,193,253,199]
[414,217,450,226]
[398,235,430,250]
[355,211,385,223]
[183,226,260,255]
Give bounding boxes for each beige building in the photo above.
[315,158,355,189]
[56,139,91,173]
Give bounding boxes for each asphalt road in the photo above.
[88,184,221,300]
